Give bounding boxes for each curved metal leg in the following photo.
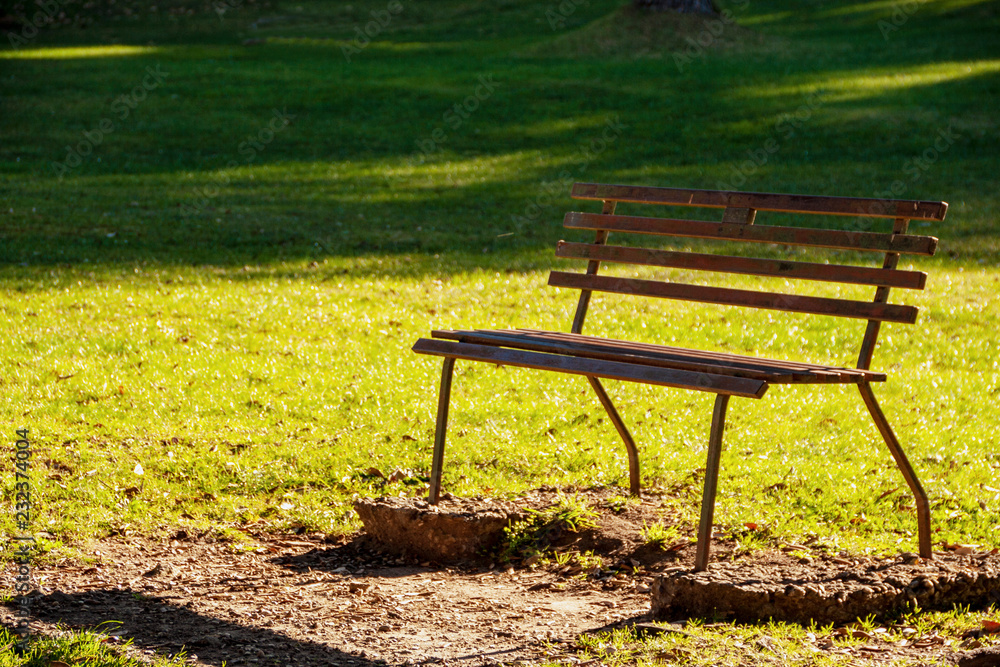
[428,357,456,505]
[858,382,933,558]
[695,394,730,572]
[587,376,641,496]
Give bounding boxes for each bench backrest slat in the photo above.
[549,271,919,324]
[555,241,927,290]
[571,183,949,221]
[565,212,939,255]
[557,182,947,371]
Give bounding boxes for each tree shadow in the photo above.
[14,588,392,667]
[1,0,996,273]
[270,532,489,579]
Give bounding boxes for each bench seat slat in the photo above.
[564,212,938,256]
[513,329,885,379]
[571,183,948,221]
[549,271,919,323]
[412,338,769,398]
[556,241,927,289]
[431,329,886,384]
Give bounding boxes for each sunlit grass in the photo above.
[0,625,186,667]
[0,45,165,59]
[568,604,1000,667]
[0,258,997,557]
[0,0,997,558]
[755,60,1000,102]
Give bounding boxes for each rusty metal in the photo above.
[857,382,932,558]
[587,376,640,495]
[858,217,911,370]
[570,199,616,336]
[695,394,730,572]
[428,356,455,505]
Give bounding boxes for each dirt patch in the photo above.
[4,533,650,666]
[652,550,1000,625]
[2,488,998,666]
[353,495,525,563]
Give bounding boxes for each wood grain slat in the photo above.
[548,271,919,323]
[431,329,886,382]
[571,183,948,221]
[412,338,769,398]
[564,212,939,255]
[433,329,796,381]
[555,241,927,289]
[429,329,885,384]
[508,329,885,379]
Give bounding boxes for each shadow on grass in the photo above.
[1,0,996,273]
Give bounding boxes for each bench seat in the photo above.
[424,328,886,386]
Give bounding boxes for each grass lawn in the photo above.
[1,0,999,662]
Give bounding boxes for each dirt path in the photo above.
[4,534,650,666]
[3,490,997,666]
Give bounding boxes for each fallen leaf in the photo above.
[388,469,410,483]
[983,620,1000,634]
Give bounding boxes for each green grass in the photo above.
[0,624,187,666]
[1,0,998,566]
[562,604,1000,667]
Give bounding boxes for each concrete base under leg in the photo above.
[353,496,524,563]
[651,551,1000,625]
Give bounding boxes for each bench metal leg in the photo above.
[857,382,933,559]
[587,376,641,496]
[428,357,456,505]
[695,394,730,572]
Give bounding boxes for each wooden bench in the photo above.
[413,182,947,571]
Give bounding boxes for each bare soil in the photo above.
[2,488,998,666]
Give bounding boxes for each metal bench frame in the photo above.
[413,182,947,571]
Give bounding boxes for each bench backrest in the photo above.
[552,183,946,370]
